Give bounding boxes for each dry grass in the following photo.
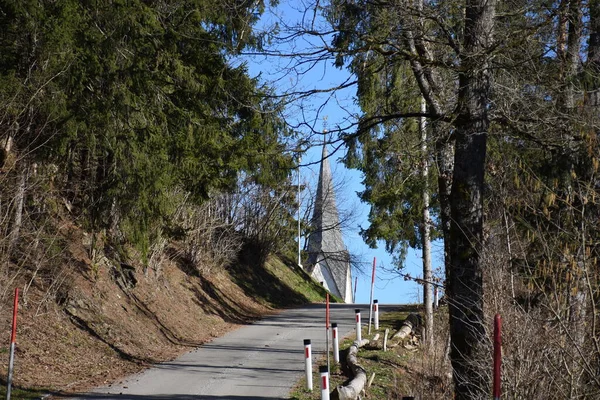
[0,220,326,397]
[289,305,453,400]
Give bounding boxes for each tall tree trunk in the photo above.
[435,132,453,288]
[449,0,496,398]
[588,0,600,107]
[587,1,600,388]
[404,0,438,349]
[420,96,433,348]
[564,0,582,109]
[560,0,586,365]
[556,0,569,67]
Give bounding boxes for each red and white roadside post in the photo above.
[325,293,330,371]
[6,288,19,400]
[304,339,313,391]
[331,322,339,363]
[367,257,376,334]
[355,309,362,341]
[493,314,502,400]
[373,299,379,331]
[319,366,330,400]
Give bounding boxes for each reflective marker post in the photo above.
[319,366,330,400]
[373,300,380,329]
[325,294,330,371]
[304,339,313,391]
[332,323,339,363]
[6,288,19,400]
[493,314,502,400]
[355,309,362,342]
[367,257,376,334]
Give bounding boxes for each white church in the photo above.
[305,144,353,303]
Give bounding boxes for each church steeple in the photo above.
[306,143,353,302]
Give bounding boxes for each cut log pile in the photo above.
[392,313,421,340]
[334,313,422,399]
[390,313,421,349]
[368,313,421,349]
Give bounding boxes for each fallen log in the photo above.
[337,338,370,400]
[392,313,421,340]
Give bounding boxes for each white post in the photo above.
[304,339,313,391]
[355,309,362,342]
[332,323,340,363]
[297,158,302,269]
[374,299,379,331]
[367,257,376,334]
[325,294,330,372]
[319,366,330,400]
[6,342,15,400]
[434,286,439,309]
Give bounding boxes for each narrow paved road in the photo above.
[74,303,398,399]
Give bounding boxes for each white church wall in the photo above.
[344,265,353,303]
[311,261,342,300]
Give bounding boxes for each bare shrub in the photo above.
[231,181,297,263]
[0,154,77,313]
[481,217,600,400]
[408,310,454,399]
[146,235,168,276]
[173,194,242,275]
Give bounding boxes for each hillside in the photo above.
[0,230,332,398]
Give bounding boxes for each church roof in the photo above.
[306,144,351,301]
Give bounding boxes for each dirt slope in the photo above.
[0,231,326,396]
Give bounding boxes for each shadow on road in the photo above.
[53,394,286,400]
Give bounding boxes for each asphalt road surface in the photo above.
[74,303,399,400]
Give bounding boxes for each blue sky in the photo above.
[298,143,444,305]
[241,1,444,304]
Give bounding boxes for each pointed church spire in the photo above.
[312,144,341,238]
[307,142,353,302]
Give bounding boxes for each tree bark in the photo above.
[587,0,600,109]
[561,0,586,356]
[435,132,453,288]
[404,0,452,339]
[586,1,600,388]
[564,0,582,109]
[420,96,433,348]
[448,0,496,398]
